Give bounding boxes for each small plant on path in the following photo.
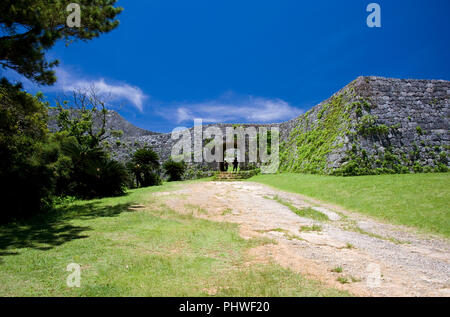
[299,225,323,232]
[337,276,349,284]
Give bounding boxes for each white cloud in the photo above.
[2,66,301,123]
[57,68,147,112]
[0,66,148,112]
[168,93,303,124]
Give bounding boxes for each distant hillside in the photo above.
[48,108,159,138]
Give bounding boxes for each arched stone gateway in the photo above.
[215,135,257,172]
[201,125,278,175]
[218,138,240,172]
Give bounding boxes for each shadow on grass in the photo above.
[0,201,135,260]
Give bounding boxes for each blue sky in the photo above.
[3,0,450,132]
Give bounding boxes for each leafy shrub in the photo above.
[56,139,129,198]
[438,151,448,165]
[129,147,162,187]
[435,163,449,173]
[94,160,129,197]
[163,159,186,181]
[413,162,423,173]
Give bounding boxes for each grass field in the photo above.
[0,181,348,297]
[250,173,450,237]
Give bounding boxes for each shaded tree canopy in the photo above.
[0,0,123,85]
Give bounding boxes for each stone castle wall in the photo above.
[279,76,449,174]
[50,76,449,175]
[356,77,449,165]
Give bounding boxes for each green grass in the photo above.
[250,173,450,237]
[221,208,233,216]
[0,181,348,297]
[345,243,355,249]
[336,276,349,284]
[271,196,329,221]
[299,225,323,233]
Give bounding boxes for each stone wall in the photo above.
[109,123,278,166]
[49,76,450,175]
[279,76,449,175]
[356,77,449,164]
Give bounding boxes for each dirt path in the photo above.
[153,181,450,297]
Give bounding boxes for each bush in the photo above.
[163,159,186,181]
[94,160,130,197]
[129,147,162,187]
[55,137,129,198]
[141,171,162,187]
[435,163,449,173]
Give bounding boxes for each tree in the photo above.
[0,0,124,220]
[0,0,123,85]
[0,79,56,221]
[130,147,161,187]
[53,88,129,198]
[55,87,110,149]
[163,159,186,182]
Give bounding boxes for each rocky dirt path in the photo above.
[153,181,450,297]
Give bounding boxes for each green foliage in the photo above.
[337,276,349,284]
[95,160,129,197]
[333,145,410,176]
[352,99,371,118]
[0,80,57,221]
[435,163,449,173]
[334,141,449,176]
[129,147,161,187]
[183,165,217,180]
[356,115,389,136]
[280,90,354,174]
[416,126,423,135]
[110,130,124,138]
[55,90,111,149]
[331,267,343,273]
[163,159,187,182]
[54,137,128,198]
[0,0,123,85]
[317,108,326,120]
[0,1,125,220]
